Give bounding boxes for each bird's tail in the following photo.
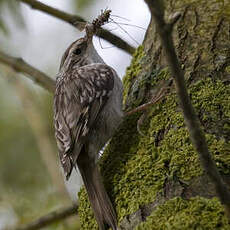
[77,152,117,230]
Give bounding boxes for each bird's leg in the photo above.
[137,112,148,136]
[125,79,172,117]
[125,80,172,136]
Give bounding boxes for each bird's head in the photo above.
[59,30,104,70]
[59,10,111,70]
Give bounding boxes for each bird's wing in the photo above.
[54,63,114,179]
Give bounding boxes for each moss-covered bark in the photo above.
[78,0,230,229]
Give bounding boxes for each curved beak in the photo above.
[84,23,94,44]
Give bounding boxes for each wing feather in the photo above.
[54,64,114,179]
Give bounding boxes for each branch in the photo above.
[18,0,135,55]
[0,51,55,92]
[144,0,230,218]
[15,204,78,230]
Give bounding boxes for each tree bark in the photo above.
[78,0,230,229]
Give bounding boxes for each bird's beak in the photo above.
[85,23,94,44]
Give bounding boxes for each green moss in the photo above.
[78,75,230,228]
[78,188,98,229]
[136,197,230,230]
[146,78,230,182]
[122,46,145,105]
[225,66,230,74]
[101,114,142,221]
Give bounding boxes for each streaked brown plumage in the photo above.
[54,35,123,230]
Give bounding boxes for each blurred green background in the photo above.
[0,0,149,229]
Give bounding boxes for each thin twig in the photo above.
[144,0,230,218]
[14,204,78,230]
[0,50,55,92]
[18,0,135,55]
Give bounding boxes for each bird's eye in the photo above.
[74,48,81,55]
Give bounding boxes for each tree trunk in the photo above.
[78,1,230,229]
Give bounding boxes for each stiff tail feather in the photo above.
[77,151,117,230]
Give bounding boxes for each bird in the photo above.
[53,30,123,229]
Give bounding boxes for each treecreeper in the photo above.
[54,10,123,230]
